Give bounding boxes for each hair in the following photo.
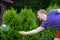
[36,9,46,26]
[36,18,43,26]
[37,9,46,14]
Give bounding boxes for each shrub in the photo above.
[0,8,40,40]
[19,8,38,30]
[2,8,20,29]
[19,8,40,40]
[0,8,21,40]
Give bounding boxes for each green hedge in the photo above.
[2,8,20,30]
[0,8,40,40]
[0,8,21,40]
[19,8,40,40]
[19,8,38,31]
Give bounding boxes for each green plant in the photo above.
[0,8,21,40]
[2,8,20,29]
[19,8,37,30]
[19,8,40,40]
[0,8,41,40]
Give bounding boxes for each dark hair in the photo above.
[35,13,43,26]
[36,9,46,26]
[36,18,43,26]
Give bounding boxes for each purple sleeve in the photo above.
[40,21,49,27]
[47,9,58,15]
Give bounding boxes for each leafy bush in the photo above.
[19,8,40,40]
[0,8,40,40]
[39,4,59,40]
[0,8,21,40]
[2,8,20,29]
[19,8,38,30]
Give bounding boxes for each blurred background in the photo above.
[0,0,60,40]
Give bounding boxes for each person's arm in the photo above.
[19,26,45,35]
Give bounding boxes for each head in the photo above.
[36,9,47,26]
[37,9,46,21]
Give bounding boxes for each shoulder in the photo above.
[49,9,57,13]
[47,9,57,15]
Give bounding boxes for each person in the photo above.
[19,9,60,40]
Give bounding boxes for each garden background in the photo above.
[0,0,60,40]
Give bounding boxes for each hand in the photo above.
[19,31,27,35]
[9,1,14,3]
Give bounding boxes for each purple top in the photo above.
[41,9,60,30]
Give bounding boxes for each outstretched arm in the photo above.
[19,26,45,35]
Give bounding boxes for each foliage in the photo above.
[0,8,40,40]
[2,8,20,29]
[19,8,38,30]
[19,8,40,40]
[0,8,21,40]
[6,0,60,13]
[7,0,52,13]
